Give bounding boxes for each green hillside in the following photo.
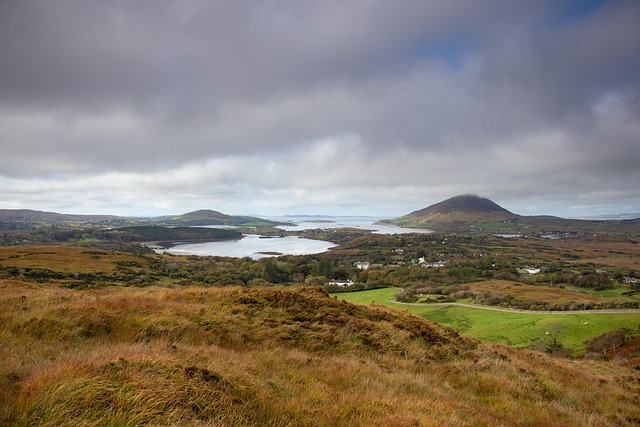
[155,209,284,227]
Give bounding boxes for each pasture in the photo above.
[334,288,640,354]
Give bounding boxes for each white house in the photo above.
[418,258,446,268]
[327,280,354,287]
[354,262,371,270]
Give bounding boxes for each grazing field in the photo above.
[335,288,640,354]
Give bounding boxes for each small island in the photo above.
[109,226,243,248]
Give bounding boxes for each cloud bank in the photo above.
[1,0,639,217]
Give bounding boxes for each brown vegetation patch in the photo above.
[467,280,613,304]
[0,245,150,274]
[604,336,640,369]
[511,235,640,269]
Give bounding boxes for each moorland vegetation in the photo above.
[2,284,640,426]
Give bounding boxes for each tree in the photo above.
[315,259,334,278]
[262,258,290,283]
[543,324,569,354]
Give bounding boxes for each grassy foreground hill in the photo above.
[2,283,640,426]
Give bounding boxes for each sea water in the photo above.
[158,216,432,258]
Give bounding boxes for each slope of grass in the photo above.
[2,282,640,425]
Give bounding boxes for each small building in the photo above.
[418,258,446,268]
[327,280,354,287]
[354,262,371,270]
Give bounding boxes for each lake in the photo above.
[156,234,337,259]
[157,216,432,258]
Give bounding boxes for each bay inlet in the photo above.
[154,216,432,258]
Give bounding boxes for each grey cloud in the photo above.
[0,0,639,216]
[0,1,547,111]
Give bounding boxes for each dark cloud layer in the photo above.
[0,0,638,216]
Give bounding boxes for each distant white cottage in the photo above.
[327,280,354,287]
[418,258,446,268]
[354,262,371,270]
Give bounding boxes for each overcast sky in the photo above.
[1,0,639,218]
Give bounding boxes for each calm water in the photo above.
[157,234,337,259]
[156,216,432,258]
[272,215,433,235]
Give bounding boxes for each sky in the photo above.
[1,0,639,218]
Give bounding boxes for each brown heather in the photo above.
[1,282,639,426]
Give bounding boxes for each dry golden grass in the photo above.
[466,280,617,304]
[2,281,640,426]
[0,245,150,274]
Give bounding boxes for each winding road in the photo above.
[390,300,640,315]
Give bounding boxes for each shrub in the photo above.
[585,328,634,355]
[395,288,417,303]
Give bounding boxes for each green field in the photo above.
[333,288,640,354]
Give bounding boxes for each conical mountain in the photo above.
[388,195,519,229]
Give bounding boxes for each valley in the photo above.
[1,198,639,425]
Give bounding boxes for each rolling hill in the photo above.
[0,208,285,229]
[152,209,285,227]
[0,209,123,224]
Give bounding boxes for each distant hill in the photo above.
[0,208,285,229]
[0,209,123,224]
[382,195,640,234]
[153,209,285,227]
[111,225,242,245]
[383,195,520,229]
[407,194,515,218]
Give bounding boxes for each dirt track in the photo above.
[391,300,640,315]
